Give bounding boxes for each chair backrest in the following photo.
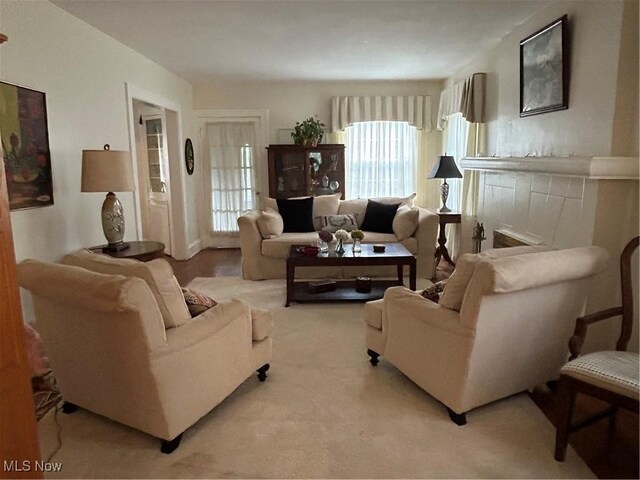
[617,236,639,351]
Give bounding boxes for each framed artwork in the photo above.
[185,138,194,175]
[520,15,569,117]
[0,81,54,210]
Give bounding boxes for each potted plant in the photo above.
[291,116,325,147]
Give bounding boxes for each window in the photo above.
[207,122,256,234]
[345,121,417,199]
[443,112,470,212]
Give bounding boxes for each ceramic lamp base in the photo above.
[101,192,126,247]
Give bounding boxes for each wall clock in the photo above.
[185,138,194,175]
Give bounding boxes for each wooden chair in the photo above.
[554,236,639,461]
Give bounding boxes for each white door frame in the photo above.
[125,83,189,259]
[195,109,269,248]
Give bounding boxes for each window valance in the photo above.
[437,73,486,130]
[331,95,432,133]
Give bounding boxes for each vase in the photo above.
[335,239,345,256]
[317,240,329,252]
[353,239,362,253]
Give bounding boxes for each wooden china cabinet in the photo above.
[266,144,345,199]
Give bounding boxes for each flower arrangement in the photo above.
[318,230,333,243]
[334,229,349,241]
[350,229,364,241]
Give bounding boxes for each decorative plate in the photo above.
[185,138,194,175]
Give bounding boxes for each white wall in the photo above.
[449,0,639,352]
[0,0,196,267]
[193,80,444,220]
[449,0,635,158]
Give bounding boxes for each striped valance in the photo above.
[331,95,432,133]
[437,73,486,130]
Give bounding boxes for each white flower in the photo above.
[334,229,349,241]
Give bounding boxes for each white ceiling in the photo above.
[52,0,551,84]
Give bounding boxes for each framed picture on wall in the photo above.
[519,15,569,117]
[0,81,54,210]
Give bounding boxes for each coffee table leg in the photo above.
[286,261,293,307]
[397,264,403,285]
[409,260,416,291]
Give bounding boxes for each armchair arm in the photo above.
[237,210,265,279]
[414,207,439,278]
[152,299,251,357]
[383,286,474,338]
[568,306,623,360]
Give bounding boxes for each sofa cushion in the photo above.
[264,193,341,230]
[251,308,274,341]
[262,232,321,258]
[393,206,419,240]
[318,214,359,232]
[360,200,400,234]
[63,249,191,329]
[337,194,416,224]
[181,287,218,317]
[277,197,315,233]
[257,209,284,239]
[438,245,554,311]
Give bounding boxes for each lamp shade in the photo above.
[427,155,462,179]
[81,144,133,192]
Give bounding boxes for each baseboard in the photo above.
[187,239,203,259]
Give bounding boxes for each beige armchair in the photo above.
[17,252,273,453]
[364,245,609,425]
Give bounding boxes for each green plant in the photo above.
[291,116,325,146]
[350,229,364,241]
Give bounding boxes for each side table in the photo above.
[434,211,461,267]
[89,240,165,262]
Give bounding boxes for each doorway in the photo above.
[132,100,172,255]
[126,84,189,259]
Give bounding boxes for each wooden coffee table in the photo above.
[286,243,416,307]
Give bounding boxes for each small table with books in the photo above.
[285,242,416,307]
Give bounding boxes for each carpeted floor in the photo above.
[38,277,594,479]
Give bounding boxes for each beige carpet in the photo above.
[38,277,594,479]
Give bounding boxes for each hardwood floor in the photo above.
[167,248,639,479]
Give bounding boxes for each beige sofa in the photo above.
[17,250,273,453]
[238,193,439,280]
[364,245,609,425]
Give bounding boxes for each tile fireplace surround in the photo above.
[460,155,639,353]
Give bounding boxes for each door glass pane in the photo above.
[146,118,166,193]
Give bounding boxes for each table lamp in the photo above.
[81,144,134,251]
[427,155,462,213]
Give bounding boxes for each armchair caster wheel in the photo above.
[257,363,270,382]
[367,349,380,366]
[447,408,467,426]
[161,433,183,454]
[62,402,79,414]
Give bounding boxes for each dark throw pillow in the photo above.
[181,287,218,318]
[276,197,315,233]
[360,200,400,234]
[420,280,448,303]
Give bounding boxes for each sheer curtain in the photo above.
[443,112,470,212]
[345,121,417,198]
[206,122,256,234]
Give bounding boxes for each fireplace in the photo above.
[459,155,639,353]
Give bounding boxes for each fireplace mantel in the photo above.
[460,156,639,180]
